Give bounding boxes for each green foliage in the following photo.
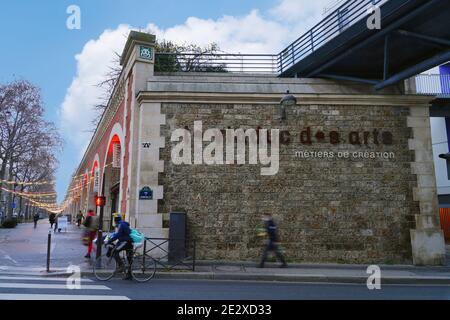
[2,217,18,229]
[154,41,228,73]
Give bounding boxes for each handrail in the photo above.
[277,0,388,74]
[155,52,278,74]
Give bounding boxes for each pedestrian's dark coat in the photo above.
[264,218,279,242]
[49,213,56,223]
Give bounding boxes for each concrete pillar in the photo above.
[118,31,156,227]
[135,102,166,237]
[118,31,169,257]
[408,105,446,265]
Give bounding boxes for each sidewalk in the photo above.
[5,222,447,285]
[44,260,450,285]
[39,223,450,285]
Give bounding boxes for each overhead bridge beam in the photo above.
[306,0,441,78]
[375,50,450,90]
[397,30,450,48]
[318,74,379,85]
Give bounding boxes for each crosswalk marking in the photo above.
[0,294,130,300]
[0,272,130,300]
[0,283,110,290]
[0,276,93,282]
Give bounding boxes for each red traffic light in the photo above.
[95,196,106,207]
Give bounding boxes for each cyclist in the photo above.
[106,215,133,280]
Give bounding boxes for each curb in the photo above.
[40,270,450,285]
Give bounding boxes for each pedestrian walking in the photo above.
[258,213,288,268]
[83,209,99,259]
[49,213,56,229]
[33,212,40,229]
[76,210,84,228]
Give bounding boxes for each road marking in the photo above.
[0,266,68,272]
[3,255,18,265]
[0,276,93,282]
[0,283,110,290]
[0,294,129,300]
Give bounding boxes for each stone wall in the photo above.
[159,102,419,264]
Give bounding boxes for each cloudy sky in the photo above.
[0,0,341,201]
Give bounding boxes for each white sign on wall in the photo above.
[112,143,121,168]
[93,168,100,193]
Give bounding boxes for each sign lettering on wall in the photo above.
[112,143,121,168]
[93,168,100,193]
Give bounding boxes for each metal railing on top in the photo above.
[414,74,450,97]
[155,53,278,74]
[277,0,388,74]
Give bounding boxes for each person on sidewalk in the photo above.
[258,213,288,268]
[83,209,99,259]
[33,212,40,229]
[106,215,133,280]
[76,211,84,228]
[49,213,56,229]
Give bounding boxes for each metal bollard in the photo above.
[46,229,52,272]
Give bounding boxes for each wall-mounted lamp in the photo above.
[279,90,297,121]
[439,153,450,180]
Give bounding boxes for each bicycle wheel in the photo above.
[93,254,117,281]
[131,254,157,282]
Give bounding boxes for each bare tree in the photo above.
[0,80,62,219]
[91,40,225,127]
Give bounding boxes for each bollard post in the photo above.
[46,229,52,272]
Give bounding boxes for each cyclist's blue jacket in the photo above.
[108,221,132,243]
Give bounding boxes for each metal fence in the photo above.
[154,1,391,76]
[414,74,450,96]
[277,0,388,74]
[155,53,278,74]
[143,237,197,271]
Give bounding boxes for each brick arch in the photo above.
[100,122,125,192]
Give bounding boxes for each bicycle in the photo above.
[93,239,157,282]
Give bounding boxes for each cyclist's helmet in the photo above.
[114,215,122,224]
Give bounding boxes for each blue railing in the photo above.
[415,74,450,97]
[278,0,388,74]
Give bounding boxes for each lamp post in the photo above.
[279,90,297,121]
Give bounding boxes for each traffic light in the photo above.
[95,196,106,207]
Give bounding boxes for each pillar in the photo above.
[408,105,446,265]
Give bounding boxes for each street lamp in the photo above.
[279,90,297,121]
[439,153,450,180]
[439,153,450,160]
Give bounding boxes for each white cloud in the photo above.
[147,10,288,53]
[59,1,337,160]
[60,24,131,157]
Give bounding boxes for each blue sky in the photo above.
[0,0,332,202]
